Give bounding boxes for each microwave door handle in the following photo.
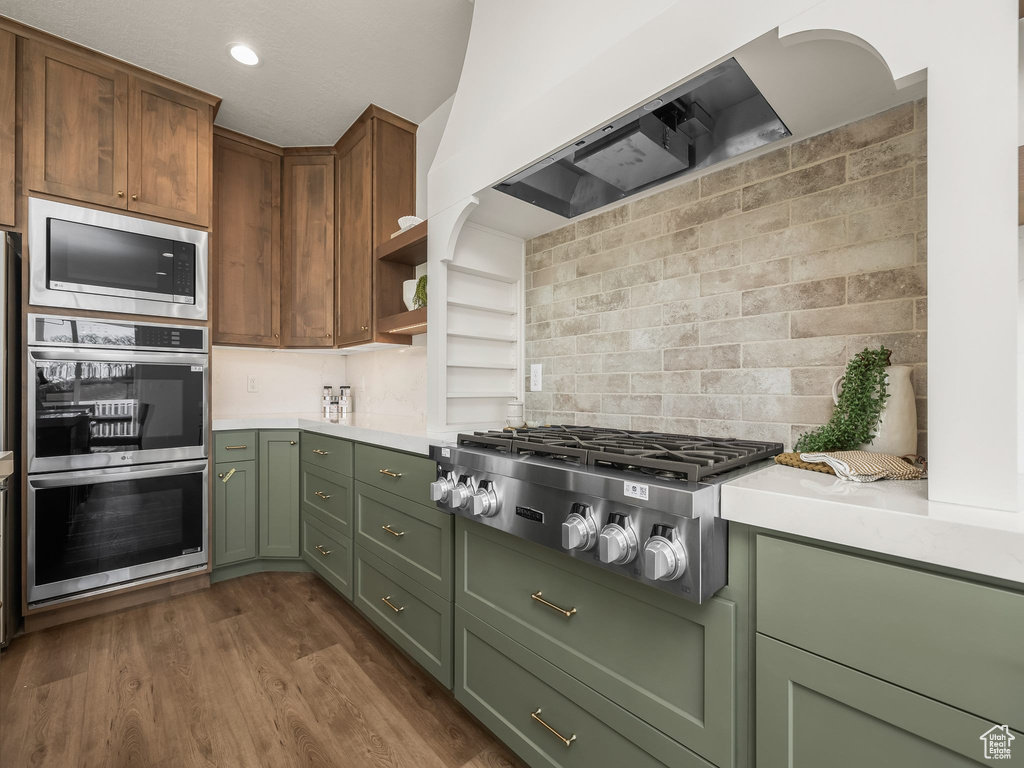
[28,460,209,488]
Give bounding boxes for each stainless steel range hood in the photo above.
[494,58,789,218]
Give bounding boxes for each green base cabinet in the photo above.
[258,431,300,557]
[213,459,258,567]
[302,512,353,599]
[755,634,1019,767]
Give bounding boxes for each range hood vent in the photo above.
[494,58,789,218]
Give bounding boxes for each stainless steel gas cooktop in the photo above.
[430,426,782,603]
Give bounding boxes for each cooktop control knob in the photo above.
[449,477,473,510]
[429,473,454,503]
[561,503,598,551]
[642,535,687,581]
[598,522,638,565]
[470,481,499,517]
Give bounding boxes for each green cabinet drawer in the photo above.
[300,463,352,538]
[354,546,452,688]
[301,432,353,477]
[756,535,1024,729]
[213,459,257,566]
[456,518,735,768]
[354,443,435,506]
[756,634,1019,767]
[456,608,714,768]
[259,431,300,557]
[302,512,353,599]
[355,482,452,599]
[214,431,257,462]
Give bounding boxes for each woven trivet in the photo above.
[774,452,836,475]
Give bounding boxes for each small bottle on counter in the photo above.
[322,386,333,418]
[328,394,340,419]
[338,385,353,416]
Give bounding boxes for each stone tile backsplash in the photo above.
[523,100,928,452]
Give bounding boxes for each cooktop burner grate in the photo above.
[457,426,783,482]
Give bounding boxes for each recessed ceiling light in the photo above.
[228,44,259,66]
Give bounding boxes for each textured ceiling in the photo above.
[0,0,473,146]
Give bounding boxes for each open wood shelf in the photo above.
[376,307,427,336]
[377,221,427,265]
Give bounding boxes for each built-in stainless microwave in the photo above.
[28,197,208,320]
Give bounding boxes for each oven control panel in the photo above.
[29,314,208,352]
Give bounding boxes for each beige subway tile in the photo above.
[911,363,927,396]
[576,205,631,237]
[572,354,603,373]
[553,393,601,413]
[547,411,577,425]
[524,392,553,412]
[700,257,790,296]
[629,228,700,263]
[665,394,743,420]
[742,157,847,212]
[847,265,926,304]
[631,324,699,350]
[630,275,700,306]
[664,242,742,278]
[741,395,835,424]
[664,344,741,370]
[792,300,913,338]
[915,163,927,197]
[602,260,663,291]
[577,373,631,393]
[634,416,702,433]
[551,315,602,337]
[542,300,577,322]
[701,313,790,345]
[700,202,790,246]
[601,394,663,416]
[664,294,741,324]
[630,179,700,219]
[791,102,915,167]
[700,146,791,198]
[742,337,847,368]
[532,261,576,287]
[576,330,630,354]
[915,298,927,329]
[545,374,576,393]
[575,246,628,277]
[576,289,630,315]
[530,223,577,253]
[847,197,926,243]
[791,367,845,396]
[525,285,552,307]
[600,215,663,250]
[916,397,927,431]
[600,305,663,331]
[848,130,926,181]
[525,336,575,359]
[742,277,846,317]
[741,218,846,264]
[916,231,927,263]
[552,273,602,302]
[914,98,927,130]
[588,413,632,429]
[631,371,700,394]
[555,234,601,263]
[790,424,817,449]
[701,369,791,395]
[525,321,551,341]
[526,249,553,272]
[791,234,915,281]
[847,331,927,364]
[699,419,790,444]
[791,167,913,225]
[665,190,741,231]
[602,350,663,372]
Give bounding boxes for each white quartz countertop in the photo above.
[722,464,1024,584]
[212,412,455,456]
[0,451,13,481]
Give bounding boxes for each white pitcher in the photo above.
[832,365,917,456]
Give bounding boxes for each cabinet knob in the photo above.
[274,333,279,338]
[361,325,369,332]
[325,332,331,338]
[117,190,124,198]
[131,193,138,201]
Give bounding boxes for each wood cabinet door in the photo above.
[213,459,258,567]
[335,122,373,346]
[212,136,281,346]
[127,76,211,226]
[258,431,300,558]
[281,154,335,347]
[24,40,129,208]
[0,30,15,227]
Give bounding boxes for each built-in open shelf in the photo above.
[447,391,517,399]
[377,307,427,336]
[447,299,517,315]
[447,330,516,343]
[378,221,428,265]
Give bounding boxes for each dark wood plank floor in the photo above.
[0,572,526,768]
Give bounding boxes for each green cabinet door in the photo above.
[213,459,257,566]
[259,430,300,557]
[756,634,1020,767]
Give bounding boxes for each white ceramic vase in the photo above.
[402,279,417,311]
[832,365,917,456]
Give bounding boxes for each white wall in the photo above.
[416,94,455,219]
[212,348,348,417]
[343,340,428,420]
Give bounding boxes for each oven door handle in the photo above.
[28,460,209,488]
[29,349,208,367]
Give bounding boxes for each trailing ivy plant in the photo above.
[413,275,428,309]
[794,346,892,453]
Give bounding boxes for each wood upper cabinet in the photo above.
[212,133,281,346]
[0,29,16,228]
[24,39,213,226]
[282,153,335,347]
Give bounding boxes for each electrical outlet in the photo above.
[246,375,259,393]
[530,364,542,392]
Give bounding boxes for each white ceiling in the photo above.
[0,0,473,146]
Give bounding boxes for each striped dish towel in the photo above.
[798,451,927,482]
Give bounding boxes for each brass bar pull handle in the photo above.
[315,545,331,556]
[531,591,577,618]
[220,467,236,484]
[530,709,576,747]
[381,595,404,613]
[312,449,330,456]
[379,468,402,478]
[381,524,405,538]
[315,491,331,500]
[224,445,247,450]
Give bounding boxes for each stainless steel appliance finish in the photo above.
[430,426,782,603]
[493,58,790,218]
[26,460,208,604]
[1,232,20,646]
[27,314,208,473]
[28,197,208,320]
